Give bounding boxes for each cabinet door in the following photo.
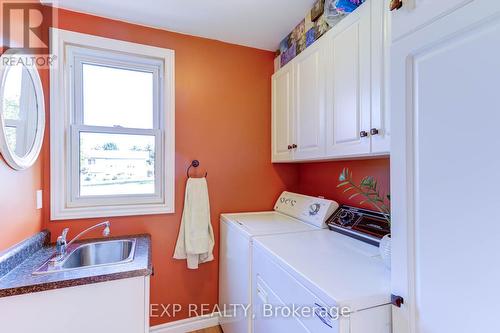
[325,1,371,157]
[0,277,148,333]
[272,65,294,162]
[391,1,500,333]
[370,0,390,154]
[293,40,326,160]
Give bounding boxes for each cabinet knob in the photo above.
[391,294,404,308]
[390,0,403,11]
[370,128,380,135]
[360,131,368,138]
[287,145,293,150]
[292,144,298,149]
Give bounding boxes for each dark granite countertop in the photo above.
[0,233,152,298]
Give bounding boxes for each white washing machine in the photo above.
[252,230,391,333]
[219,192,339,333]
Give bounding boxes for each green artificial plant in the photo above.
[337,168,391,225]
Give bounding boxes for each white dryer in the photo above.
[219,192,339,333]
[252,230,391,333]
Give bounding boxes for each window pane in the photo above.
[2,65,22,120]
[5,126,17,152]
[82,64,154,129]
[80,132,155,196]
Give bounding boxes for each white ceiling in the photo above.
[46,0,316,51]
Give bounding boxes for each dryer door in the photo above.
[252,244,341,333]
[253,275,310,333]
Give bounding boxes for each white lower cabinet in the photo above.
[0,277,150,333]
[272,0,389,163]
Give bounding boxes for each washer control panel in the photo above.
[274,192,339,228]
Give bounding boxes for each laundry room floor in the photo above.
[189,326,222,333]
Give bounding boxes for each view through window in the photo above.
[79,63,157,197]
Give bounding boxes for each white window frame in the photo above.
[50,28,175,220]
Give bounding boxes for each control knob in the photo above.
[309,203,321,216]
[339,211,355,226]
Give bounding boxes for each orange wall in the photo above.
[297,158,390,211]
[0,158,44,250]
[0,1,47,251]
[41,7,298,325]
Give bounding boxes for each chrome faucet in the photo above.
[53,221,111,262]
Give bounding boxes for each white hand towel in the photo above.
[173,177,214,269]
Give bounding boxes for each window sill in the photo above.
[50,203,174,221]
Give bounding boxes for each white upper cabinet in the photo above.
[272,0,388,163]
[325,0,371,157]
[272,65,294,162]
[293,39,326,160]
[370,0,390,153]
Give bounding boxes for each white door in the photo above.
[293,40,326,160]
[391,1,500,333]
[325,1,371,158]
[272,65,294,162]
[391,0,474,42]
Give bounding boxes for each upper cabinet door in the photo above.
[272,65,294,162]
[371,0,390,154]
[293,41,326,160]
[325,1,371,157]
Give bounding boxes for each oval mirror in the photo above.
[0,52,45,170]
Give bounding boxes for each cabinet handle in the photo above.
[391,294,404,308]
[292,144,298,149]
[360,131,368,138]
[370,128,380,136]
[390,0,403,11]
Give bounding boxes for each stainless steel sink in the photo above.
[33,239,136,275]
[61,240,135,268]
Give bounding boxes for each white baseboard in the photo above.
[150,314,220,333]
